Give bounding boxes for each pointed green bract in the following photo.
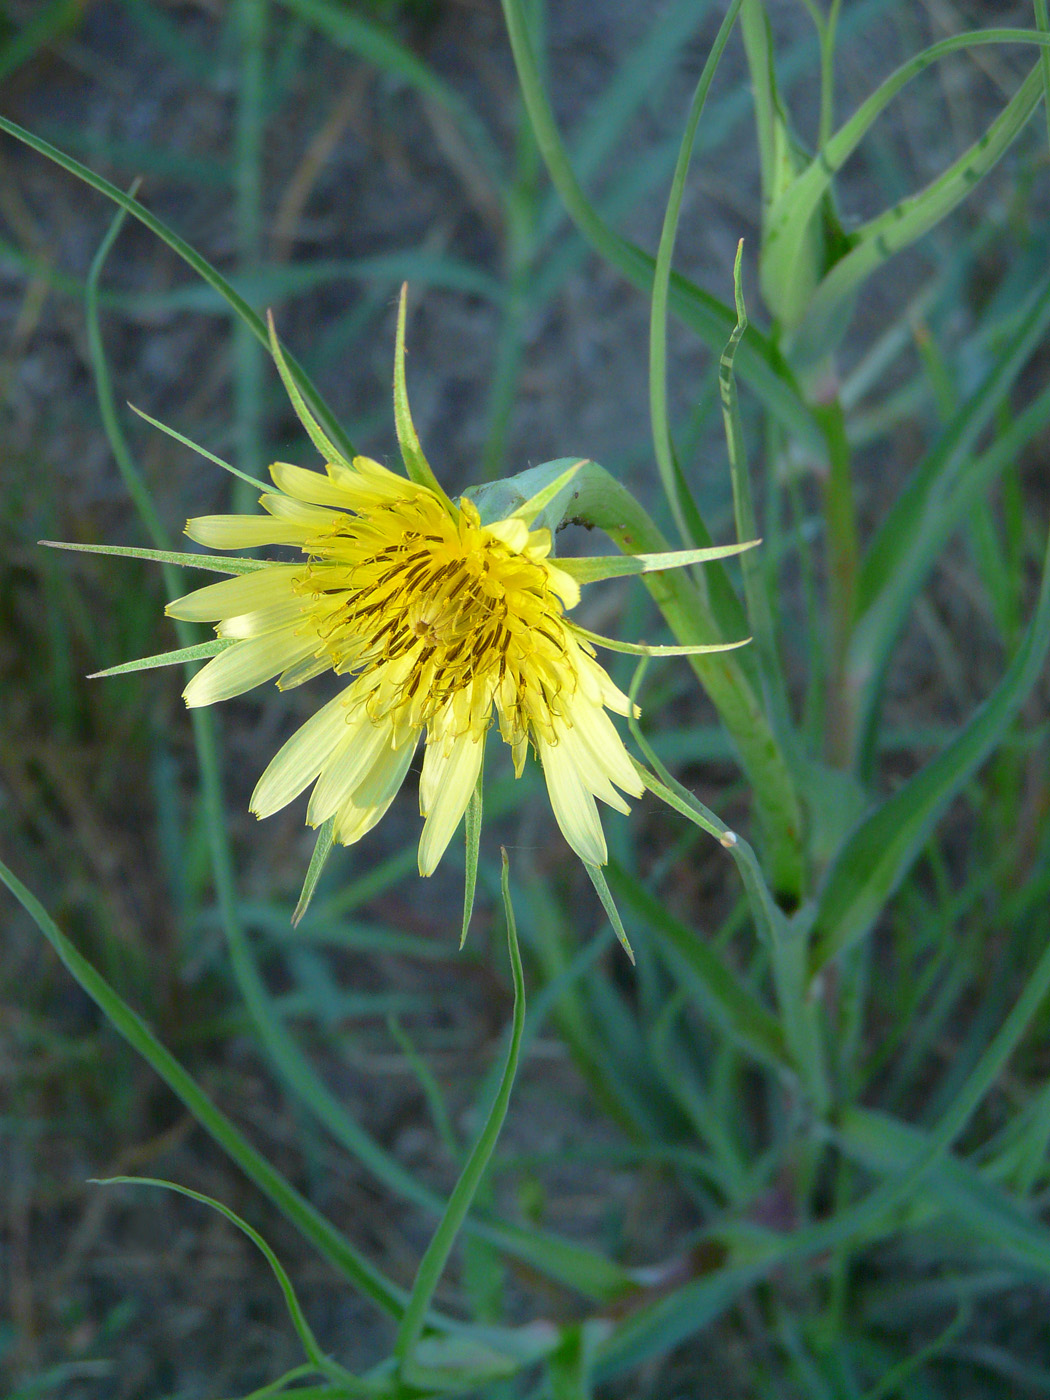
[393,283,454,507]
[508,458,585,525]
[267,310,351,469]
[461,759,484,949]
[583,862,634,963]
[0,857,407,1315]
[557,539,759,584]
[129,404,267,491]
[40,540,266,575]
[88,638,234,679]
[571,622,750,658]
[292,817,336,927]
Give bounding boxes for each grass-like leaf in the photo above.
[762,27,1050,339]
[797,63,1045,354]
[0,858,407,1316]
[0,114,353,460]
[461,759,484,949]
[498,0,821,453]
[395,850,526,1366]
[813,521,1050,970]
[93,1176,351,1383]
[649,0,743,544]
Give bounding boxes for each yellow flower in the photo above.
[167,452,644,876]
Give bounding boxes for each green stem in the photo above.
[569,463,805,900]
[498,0,822,453]
[812,394,858,768]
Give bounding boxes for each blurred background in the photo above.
[2,1,1048,1396]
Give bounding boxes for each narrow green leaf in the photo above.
[556,539,759,584]
[0,858,407,1316]
[0,0,81,84]
[797,64,1044,353]
[129,403,267,490]
[849,271,1050,761]
[94,1176,348,1381]
[292,817,336,928]
[547,1321,609,1400]
[87,638,234,679]
[40,540,266,576]
[0,114,354,459]
[606,861,787,1071]
[596,1262,765,1380]
[837,1108,1050,1278]
[582,863,634,963]
[461,759,484,949]
[405,1325,561,1393]
[649,0,744,543]
[813,521,1050,970]
[1037,0,1050,152]
[395,850,526,1365]
[498,0,821,453]
[762,28,1050,343]
[392,283,452,505]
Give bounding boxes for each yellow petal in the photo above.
[186,515,315,549]
[306,714,394,825]
[537,735,607,866]
[183,627,316,707]
[268,461,365,510]
[166,564,301,622]
[417,732,484,876]
[250,691,352,818]
[218,597,308,639]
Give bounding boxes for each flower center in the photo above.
[293,497,574,742]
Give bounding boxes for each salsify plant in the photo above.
[3,1,1050,1396]
[81,289,749,949]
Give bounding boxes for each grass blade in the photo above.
[797,64,1044,354]
[762,27,1050,342]
[0,858,407,1317]
[395,850,526,1365]
[0,114,354,460]
[649,0,743,543]
[498,0,820,452]
[813,521,1050,970]
[94,1176,350,1381]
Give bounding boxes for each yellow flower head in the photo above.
[168,451,644,876]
